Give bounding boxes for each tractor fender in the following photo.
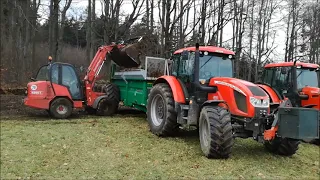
[201,100,228,109]
[257,84,282,103]
[153,76,186,104]
[92,95,109,109]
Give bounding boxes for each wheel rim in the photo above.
[200,115,210,148]
[56,105,68,115]
[150,94,165,126]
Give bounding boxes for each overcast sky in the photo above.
[38,0,287,61]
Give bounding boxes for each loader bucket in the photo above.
[109,43,141,68]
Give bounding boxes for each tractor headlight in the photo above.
[250,97,269,107]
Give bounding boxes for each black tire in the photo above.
[147,83,178,136]
[264,138,300,156]
[85,106,96,115]
[96,83,120,116]
[49,98,73,119]
[199,106,234,159]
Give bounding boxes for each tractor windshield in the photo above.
[296,68,319,89]
[35,65,49,81]
[198,54,233,81]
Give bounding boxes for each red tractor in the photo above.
[257,61,319,110]
[23,38,142,119]
[146,43,319,158]
[257,61,320,143]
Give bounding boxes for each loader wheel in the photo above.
[147,83,178,136]
[264,138,300,156]
[199,106,234,159]
[96,83,120,116]
[49,98,73,119]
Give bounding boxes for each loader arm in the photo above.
[84,45,124,85]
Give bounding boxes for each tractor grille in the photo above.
[247,86,267,96]
[234,90,248,113]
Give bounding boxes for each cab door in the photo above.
[49,63,83,100]
[60,64,83,100]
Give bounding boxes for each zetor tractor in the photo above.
[257,61,319,110]
[146,43,319,158]
[23,38,143,119]
[257,61,320,142]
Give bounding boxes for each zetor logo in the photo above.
[30,85,37,90]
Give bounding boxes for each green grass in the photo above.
[1,114,319,179]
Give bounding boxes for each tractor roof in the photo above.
[174,46,235,55]
[265,62,319,69]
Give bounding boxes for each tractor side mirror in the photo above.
[181,50,189,60]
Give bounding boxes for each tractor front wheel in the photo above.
[199,106,234,159]
[49,98,73,119]
[147,83,178,136]
[264,138,300,156]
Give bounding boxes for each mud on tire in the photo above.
[49,98,73,119]
[199,106,234,159]
[147,83,178,136]
[264,138,300,156]
[96,83,120,116]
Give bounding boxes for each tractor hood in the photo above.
[209,77,269,98]
[208,77,270,118]
[301,86,320,110]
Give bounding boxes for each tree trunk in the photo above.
[150,0,154,32]
[86,0,92,63]
[247,0,254,81]
[57,0,72,62]
[90,0,96,59]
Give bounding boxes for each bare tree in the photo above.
[57,0,72,62]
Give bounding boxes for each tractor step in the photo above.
[177,104,189,124]
[176,102,199,126]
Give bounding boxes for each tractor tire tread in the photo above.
[264,138,300,156]
[49,98,73,119]
[201,106,234,159]
[147,83,178,136]
[96,83,120,116]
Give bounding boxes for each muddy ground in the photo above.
[0,94,145,119]
[0,94,49,118]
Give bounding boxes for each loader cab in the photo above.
[171,47,234,96]
[34,62,83,100]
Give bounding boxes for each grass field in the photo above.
[1,113,319,179]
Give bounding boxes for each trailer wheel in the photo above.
[264,138,300,156]
[49,98,73,119]
[199,106,234,159]
[147,83,178,136]
[96,83,120,116]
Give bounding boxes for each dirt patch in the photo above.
[0,95,46,117]
[0,94,145,119]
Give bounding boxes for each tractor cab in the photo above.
[260,61,320,108]
[170,46,235,97]
[32,62,83,100]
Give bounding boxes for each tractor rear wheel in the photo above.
[264,138,300,156]
[147,83,178,136]
[199,106,234,159]
[96,83,120,116]
[49,98,73,119]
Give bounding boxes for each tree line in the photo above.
[0,0,319,87]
